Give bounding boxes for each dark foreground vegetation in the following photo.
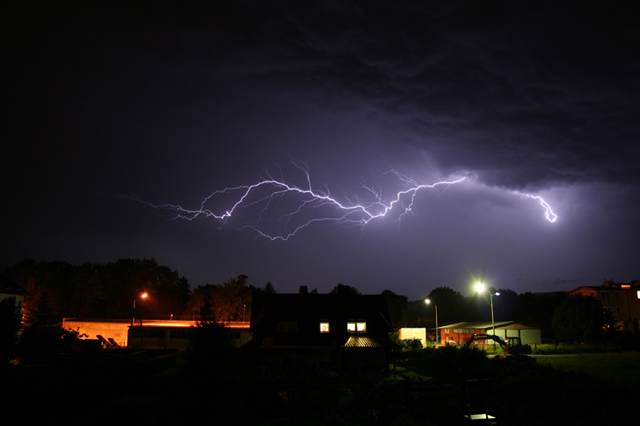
[5,340,639,426]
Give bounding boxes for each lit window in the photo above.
[637,291,640,299]
[320,322,330,333]
[347,322,366,333]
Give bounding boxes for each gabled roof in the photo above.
[0,273,28,296]
[344,335,397,348]
[251,291,393,331]
[439,321,537,330]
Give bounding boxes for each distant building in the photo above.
[249,286,398,376]
[62,318,251,349]
[0,273,28,319]
[439,321,541,347]
[568,280,640,333]
[398,328,428,348]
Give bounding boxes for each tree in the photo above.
[491,288,519,320]
[382,289,409,328]
[184,317,234,373]
[252,281,277,295]
[0,297,22,365]
[216,276,253,321]
[182,315,240,409]
[17,292,82,365]
[552,295,616,344]
[513,292,565,337]
[329,283,360,295]
[424,287,481,322]
[183,275,255,322]
[183,284,218,318]
[95,258,188,318]
[5,258,189,319]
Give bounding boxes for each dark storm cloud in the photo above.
[174,1,638,191]
[3,1,639,297]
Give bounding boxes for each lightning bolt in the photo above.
[526,194,558,223]
[129,161,557,241]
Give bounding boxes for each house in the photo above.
[0,273,28,324]
[439,321,541,347]
[249,286,397,376]
[568,280,640,333]
[0,273,28,308]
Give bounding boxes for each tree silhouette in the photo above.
[552,295,616,344]
[183,275,260,321]
[0,297,22,365]
[5,258,189,318]
[382,289,409,328]
[17,292,82,365]
[329,283,360,295]
[426,287,481,322]
[513,292,565,337]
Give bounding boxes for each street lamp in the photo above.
[132,292,148,348]
[132,292,148,324]
[475,283,499,339]
[424,298,439,347]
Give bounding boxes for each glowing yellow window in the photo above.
[320,322,330,333]
[347,322,366,333]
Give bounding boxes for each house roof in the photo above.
[0,273,28,296]
[251,291,394,332]
[439,321,537,330]
[344,335,395,348]
[568,281,640,294]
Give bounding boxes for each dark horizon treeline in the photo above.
[3,258,275,322]
[5,258,567,337]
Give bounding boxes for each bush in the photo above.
[18,325,83,365]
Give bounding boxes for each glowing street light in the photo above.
[475,283,500,339]
[131,292,149,349]
[132,292,149,325]
[132,292,149,348]
[424,298,439,346]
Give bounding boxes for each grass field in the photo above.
[532,351,640,386]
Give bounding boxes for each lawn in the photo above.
[532,351,640,386]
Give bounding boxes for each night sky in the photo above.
[4,1,639,300]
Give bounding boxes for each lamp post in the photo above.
[424,298,438,347]
[475,283,500,339]
[132,292,148,348]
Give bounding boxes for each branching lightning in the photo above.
[525,194,558,223]
[130,160,557,240]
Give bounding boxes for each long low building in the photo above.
[439,321,541,347]
[62,318,252,349]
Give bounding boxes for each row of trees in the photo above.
[3,259,617,346]
[3,259,274,322]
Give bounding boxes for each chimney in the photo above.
[299,286,308,295]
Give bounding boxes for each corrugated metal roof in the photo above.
[343,335,389,348]
[440,321,514,329]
